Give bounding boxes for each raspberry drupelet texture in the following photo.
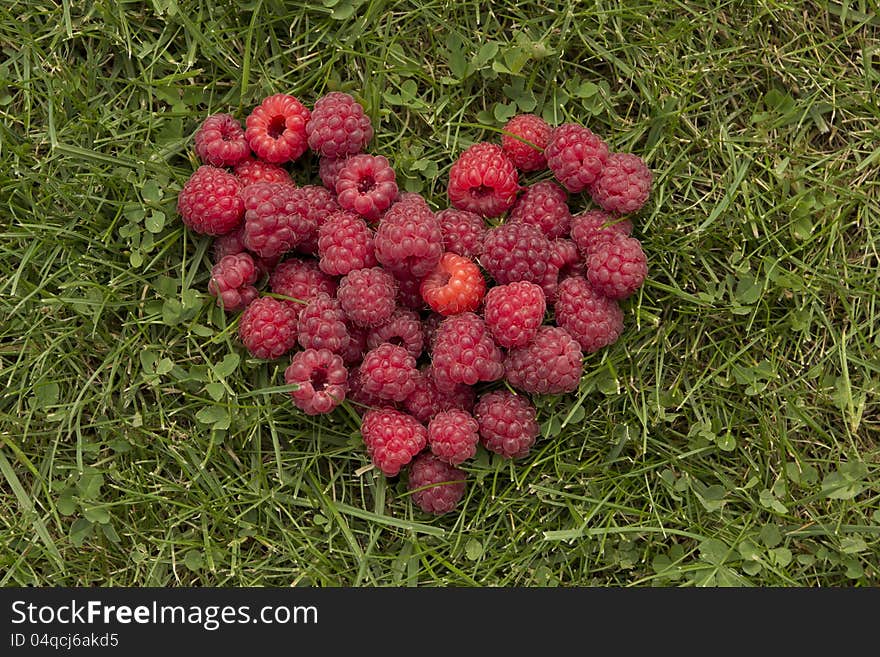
[550,238,584,280]
[347,365,392,409]
[505,325,584,395]
[194,114,250,168]
[544,123,609,193]
[570,209,633,259]
[269,256,338,315]
[317,211,377,276]
[289,184,342,255]
[284,348,349,416]
[366,309,425,359]
[403,366,475,424]
[407,453,467,515]
[428,409,479,466]
[554,275,624,353]
[296,293,350,355]
[501,113,552,173]
[590,153,652,215]
[245,93,311,164]
[177,165,244,236]
[374,199,444,278]
[359,343,419,402]
[422,312,445,352]
[337,266,398,328]
[473,390,540,459]
[335,154,398,221]
[393,273,427,311]
[480,222,551,287]
[360,408,427,477]
[420,252,486,316]
[241,182,314,259]
[207,253,260,312]
[340,324,368,365]
[508,181,572,240]
[318,156,350,191]
[447,142,519,218]
[305,92,373,158]
[436,208,486,259]
[238,296,300,360]
[430,312,504,392]
[233,157,293,187]
[212,227,247,261]
[482,280,546,348]
[587,235,648,300]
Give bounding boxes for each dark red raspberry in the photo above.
[550,238,584,280]
[482,281,546,348]
[422,312,445,352]
[447,142,519,218]
[207,253,259,312]
[269,256,338,309]
[428,409,479,466]
[245,93,310,164]
[359,343,419,402]
[501,113,552,173]
[374,200,443,278]
[340,324,368,365]
[317,211,377,276]
[296,293,350,355]
[473,390,540,459]
[318,155,350,191]
[241,182,314,259]
[539,263,560,306]
[407,453,467,515]
[347,365,392,409]
[421,252,486,316]
[194,113,250,168]
[508,181,571,239]
[284,348,348,415]
[505,325,583,395]
[545,123,609,193]
[305,92,373,158]
[335,154,398,221]
[177,165,244,235]
[554,275,624,353]
[587,235,648,300]
[431,312,504,392]
[570,209,633,258]
[337,266,398,328]
[436,208,485,259]
[238,296,299,360]
[480,222,551,287]
[290,185,342,257]
[366,309,424,359]
[394,273,427,311]
[403,366,475,424]
[233,157,292,187]
[590,153,652,215]
[212,227,247,261]
[360,408,427,477]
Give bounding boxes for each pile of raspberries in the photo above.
[177,91,651,516]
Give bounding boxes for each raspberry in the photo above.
[570,209,633,258]
[374,200,443,278]
[245,93,310,164]
[241,182,314,259]
[473,390,539,459]
[318,155,349,190]
[447,142,519,217]
[347,366,392,410]
[269,256,338,309]
[177,165,244,235]
[539,263,560,305]
[212,227,247,261]
[284,348,348,416]
[431,312,504,392]
[545,123,609,193]
[291,185,342,258]
[505,326,584,395]
[501,113,552,172]
[366,309,424,359]
[317,211,377,276]
[194,113,250,168]
[297,293,350,355]
[554,275,624,353]
[508,181,571,239]
[335,154,398,221]
[420,252,486,316]
[587,235,648,300]
[238,296,299,360]
[394,192,431,210]
[360,408,427,477]
[550,238,584,280]
[394,273,427,311]
[422,312,445,352]
[207,253,260,312]
[590,153,652,215]
[403,367,475,424]
[482,281,546,348]
[359,343,419,402]
[233,157,292,187]
[407,453,467,515]
[340,324,368,365]
[436,208,486,259]
[305,92,373,158]
[428,409,479,466]
[337,266,398,328]
[480,222,551,287]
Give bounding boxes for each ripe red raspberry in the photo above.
[305,92,373,158]
[284,348,348,416]
[177,165,244,235]
[403,367,475,424]
[394,191,431,209]
[374,200,443,278]
[508,181,571,239]
[393,273,427,311]
[590,153,652,215]
[238,296,299,360]
[212,227,247,261]
[420,252,486,316]
[366,309,424,359]
[587,235,648,300]
[207,253,259,312]
[554,275,624,353]
[428,409,479,466]
[436,208,486,259]
[550,238,584,280]
[431,312,504,392]
[347,365,392,409]
[539,263,560,306]
[241,182,314,259]
[337,267,398,328]
[480,222,551,287]
[501,113,552,172]
[482,281,546,348]
[473,390,539,459]
[422,312,445,352]
[407,452,467,515]
[292,185,342,258]
[447,142,519,217]
[269,256,338,309]
[335,154,398,221]
[505,326,584,395]
[360,408,427,477]
[570,209,633,259]
[233,157,292,187]
[341,324,368,365]
[359,343,419,402]
[245,93,310,164]
[297,293,350,355]
[318,156,350,191]
[194,113,250,167]
[317,211,377,276]
[545,123,609,193]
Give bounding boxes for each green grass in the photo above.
[1,0,878,587]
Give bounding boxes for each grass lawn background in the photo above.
[1,0,878,586]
